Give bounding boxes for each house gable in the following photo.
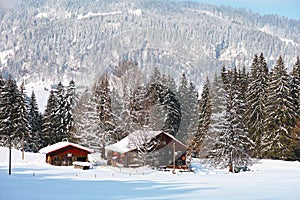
[39,142,93,166]
[105,130,187,167]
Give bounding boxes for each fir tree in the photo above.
[0,77,20,148]
[93,74,116,157]
[290,56,300,118]
[74,89,106,155]
[192,78,211,157]
[0,75,6,146]
[43,90,58,146]
[188,82,199,135]
[177,73,191,142]
[14,82,30,153]
[204,75,227,158]
[207,69,253,171]
[27,91,43,152]
[246,53,269,157]
[159,84,181,136]
[65,80,76,139]
[55,82,68,142]
[263,56,297,160]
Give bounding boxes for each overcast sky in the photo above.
[195,0,300,20]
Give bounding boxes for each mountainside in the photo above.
[0,0,299,89]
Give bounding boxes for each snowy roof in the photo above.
[105,130,186,153]
[39,141,94,154]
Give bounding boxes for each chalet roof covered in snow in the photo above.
[105,130,186,153]
[39,141,94,154]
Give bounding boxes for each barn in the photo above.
[105,130,187,168]
[39,141,94,166]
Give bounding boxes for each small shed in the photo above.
[39,142,94,166]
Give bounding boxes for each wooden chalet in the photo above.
[105,130,187,168]
[39,142,94,166]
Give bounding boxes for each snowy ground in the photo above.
[1,148,300,200]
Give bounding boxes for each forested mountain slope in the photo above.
[0,0,299,87]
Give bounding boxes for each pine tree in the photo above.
[177,73,191,142]
[74,89,106,154]
[93,74,116,157]
[14,82,30,153]
[55,82,68,142]
[192,78,211,157]
[43,90,58,146]
[186,81,199,157]
[0,77,20,148]
[0,75,6,146]
[207,69,253,171]
[263,56,297,160]
[130,85,149,128]
[229,68,253,167]
[65,80,76,139]
[188,82,199,134]
[290,56,300,118]
[27,91,43,152]
[204,75,227,158]
[246,53,269,157]
[159,84,181,136]
[111,85,135,141]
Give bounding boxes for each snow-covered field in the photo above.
[1,147,300,200]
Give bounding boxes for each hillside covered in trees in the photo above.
[1,55,300,168]
[0,0,299,89]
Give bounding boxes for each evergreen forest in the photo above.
[1,54,300,168]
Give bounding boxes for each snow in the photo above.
[24,80,53,113]
[39,141,94,154]
[128,9,142,16]
[279,37,298,46]
[219,46,247,62]
[77,11,122,20]
[105,130,186,153]
[0,48,14,65]
[73,161,91,167]
[259,25,299,46]
[35,12,48,18]
[1,147,300,199]
[105,130,163,153]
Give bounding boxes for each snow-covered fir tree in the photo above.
[43,90,59,146]
[246,53,269,157]
[159,83,181,136]
[191,78,211,157]
[187,82,199,138]
[0,75,6,146]
[14,82,30,152]
[204,75,227,158]
[65,80,77,138]
[74,89,107,157]
[93,74,117,145]
[27,91,43,152]
[0,77,20,148]
[177,73,192,142]
[290,56,300,118]
[55,82,68,142]
[207,68,253,171]
[262,56,298,160]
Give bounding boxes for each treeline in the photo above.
[0,61,199,157]
[189,54,300,169]
[73,63,199,158]
[0,79,76,152]
[1,54,300,167]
